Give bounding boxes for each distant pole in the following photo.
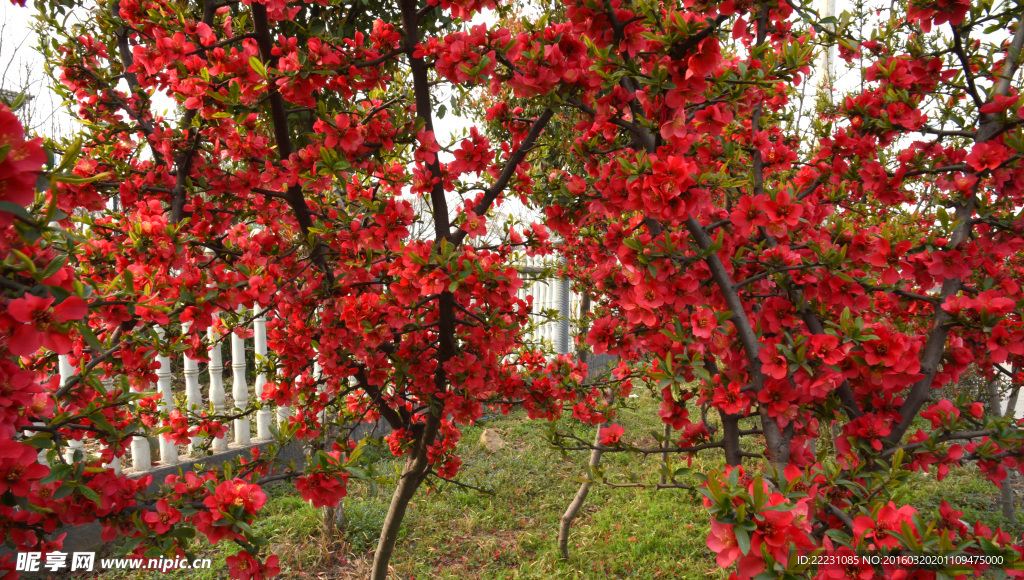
[558,261,570,355]
[817,0,837,89]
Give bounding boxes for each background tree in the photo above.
[6,0,1024,577]
[3,0,585,578]
[493,0,1024,576]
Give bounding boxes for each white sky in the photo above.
[0,1,75,138]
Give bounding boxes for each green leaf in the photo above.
[0,201,35,222]
[735,525,751,555]
[39,464,73,485]
[248,56,268,78]
[39,255,68,281]
[78,325,105,352]
[78,483,102,506]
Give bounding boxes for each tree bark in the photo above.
[369,428,434,580]
[557,422,604,560]
[989,371,1021,524]
[721,412,742,467]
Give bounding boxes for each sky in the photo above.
[0,1,75,138]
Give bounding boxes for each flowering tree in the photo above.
[1,0,594,578]
[6,0,1024,577]
[514,0,1024,576]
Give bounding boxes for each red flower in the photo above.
[692,103,733,136]
[706,520,741,567]
[712,381,751,416]
[823,544,874,579]
[758,344,788,380]
[7,294,88,356]
[461,211,487,239]
[756,506,794,553]
[852,502,917,549]
[690,308,717,339]
[965,141,1009,172]
[599,424,624,445]
[730,195,766,236]
[763,190,803,228]
[0,104,46,208]
[295,471,349,509]
[142,499,181,534]
[809,334,848,366]
[860,327,905,368]
[863,238,910,285]
[920,399,960,429]
[926,250,971,281]
[757,379,799,426]
[226,551,280,580]
[0,442,49,497]
[0,358,40,411]
[687,37,721,78]
[987,324,1024,364]
[204,479,268,517]
[415,129,441,165]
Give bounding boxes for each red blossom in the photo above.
[599,424,624,446]
[0,442,49,496]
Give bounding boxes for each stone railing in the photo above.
[57,255,580,478]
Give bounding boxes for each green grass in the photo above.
[893,463,1024,537]
[372,395,726,580]
[99,391,1024,579]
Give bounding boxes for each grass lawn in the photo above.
[100,392,1024,579]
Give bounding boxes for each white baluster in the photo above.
[277,365,292,429]
[314,357,325,424]
[183,322,204,453]
[104,456,122,475]
[254,308,272,439]
[232,307,250,446]
[540,277,551,344]
[100,378,122,475]
[208,319,228,452]
[131,433,152,471]
[156,329,178,465]
[56,356,78,465]
[131,354,153,469]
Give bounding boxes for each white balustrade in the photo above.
[276,366,291,429]
[232,307,250,446]
[131,433,152,471]
[100,378,122,475]
[314,357,325,424]
[55,356,78,465]
[46,254,579,481]
[104,456,122,476]
[207,319,228,452]
[542,277,553,343]
[254,308,272,439]
[183,322,204,452]
[156,328,178,465]
[131,355,155,470]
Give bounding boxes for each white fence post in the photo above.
[314,356,325,424]
[57,356,80,465]
[100,378,122,475]
[558,275,570,355]
[156,329,178,465]
[254,307,272,439]
[208,319,228,452]
[183,322,204,452]
[130,430,152,471]
[277,366,291,429]
[232,307,250,446]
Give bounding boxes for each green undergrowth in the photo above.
[98,392,1024,579]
